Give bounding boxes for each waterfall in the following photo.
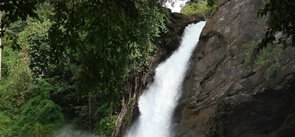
[124,21,206,137]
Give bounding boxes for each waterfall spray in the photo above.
[125,21,206,137]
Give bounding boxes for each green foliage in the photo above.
[95,115,117,137]
[254,44,282,70]
[254,45,274,69]
[1,39,19,78]
[244,41,258,66]
[258,0,295,48]
[15,80,64,137]
[17,18,52,77]
[244,40,283,80]
[208,3,219,15]
[47,1,170,133]
[181,0,219,16]
[0,45,64,137]
[0,113,13,137]
[0,0,44,36]
[0,50,64,137]
[265,63,279,80]
[208,0,219,7]
[120,99,135,129]
[1,0,171,136]
[207,0,219,15]
[254,45,282,80]
[0,10,64,136]
[181,1,211,15]
[49,0,168,91]
[0,46,33,114]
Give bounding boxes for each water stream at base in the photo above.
[124,21,206,137]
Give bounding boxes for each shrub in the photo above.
[0,45,33,114]
[244,40,283,80]
[208,0,219,7]
[265,63,279,80]
[16,99,64,137]
[244,41,258,66]
[0,113,13,137]
[14,80,65,137]
[254,44,282,70]
[94,115,117,137]
[181,1,211,15]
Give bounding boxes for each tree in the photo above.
[47,0,169,133]
[49,0,168,90]
[0,0,42,79]
[0,11,3,80]
[258,0,295,48]
[0,0,170,135]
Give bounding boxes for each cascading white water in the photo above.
[124,21,206,137]
[164,0,190,13]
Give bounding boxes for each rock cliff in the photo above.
[174,0,295,137]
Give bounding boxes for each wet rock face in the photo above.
[174,0,295,137]
[212,86,295,137]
